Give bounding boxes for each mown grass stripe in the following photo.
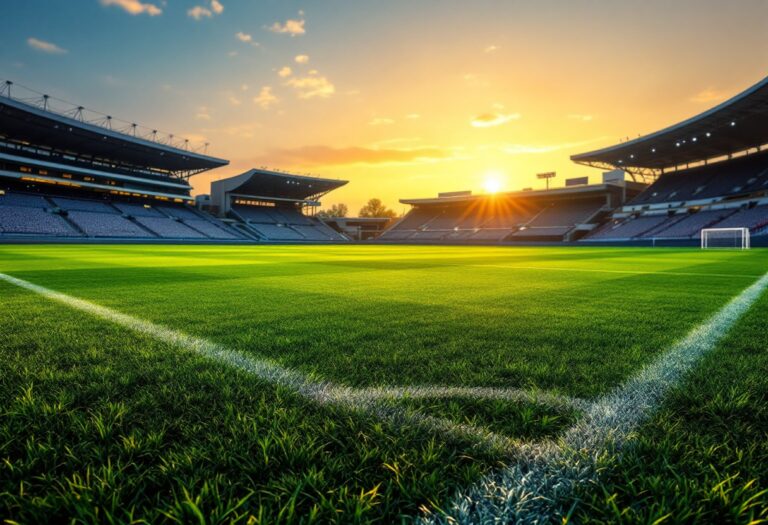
[0,271,567,455]
[478,264,762,279]
[422,270,768,524]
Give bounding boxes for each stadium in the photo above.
[3,75,768,248]
[2,3,768,524]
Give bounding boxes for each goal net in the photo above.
[701,227,751,249]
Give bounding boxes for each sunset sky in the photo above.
[2,0,767,214]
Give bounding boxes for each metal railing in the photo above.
[1,80,210,154]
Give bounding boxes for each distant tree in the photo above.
[318,203,348,218]
[358,198,397,219]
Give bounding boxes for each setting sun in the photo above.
[483,172,504,194]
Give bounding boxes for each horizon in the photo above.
[2,0,767,214]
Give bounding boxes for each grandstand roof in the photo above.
[0,95,229,174]
[212,169,347,203]
[400,181,645,206]
[571,75,768,173]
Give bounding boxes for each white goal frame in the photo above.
[701,227,751,249]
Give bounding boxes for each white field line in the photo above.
[351,385,588,412]
[0,272,568,455]
[421,269,768,524]
[476,264,762,279]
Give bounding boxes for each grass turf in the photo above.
[1,244,767,523]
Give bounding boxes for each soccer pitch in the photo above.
[1,244,767,523]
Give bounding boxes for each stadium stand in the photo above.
[67,210,148,238]
[381,183,637,243]
[573,74,768,245]
[112,202,165,217]
[0,81,251,242]
[0,204,79,236]
[210,168,350,242]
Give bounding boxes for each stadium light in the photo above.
[731,121,736,126]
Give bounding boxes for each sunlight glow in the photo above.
[483,171,504,194]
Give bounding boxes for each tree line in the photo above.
[318,198,398,219]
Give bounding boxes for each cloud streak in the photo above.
[471,112,521,128]
[27,37,67,54]
[100,0,162,16]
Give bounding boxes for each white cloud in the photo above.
[568,114,594,122]
[100,0,162,16]
[470,112,521,128]
[294,54,309,64]
[235,32,259,47]
[188,6,212,19]
[241,84,249,91]
[268,18,306,36]
[278,66,293,78]
[227,50,238,57]
[406,113,421,119]
[188,1,223,20]
[369,117,395,126]
[286,74,335,99]
[228,95,241,106]
[484,45,498,53]
[253,86,278,109]
[27,37,67,54]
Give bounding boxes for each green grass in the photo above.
[573,286,768,524]
[1,244,767,523]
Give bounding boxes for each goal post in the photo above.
[701,227,751,249]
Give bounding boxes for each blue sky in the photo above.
[2,0,767,212]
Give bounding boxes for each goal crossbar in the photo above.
[701,227,751,249]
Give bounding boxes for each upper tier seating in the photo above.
[67,211,149,237]
[113,202,165,217]
[51,196,117,214]
[158,206,200,221]
[0,206,80,236]
[712,205,768,231]
[0,192,49,208]
[630,150,768,205]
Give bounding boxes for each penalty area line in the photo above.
[420,269,768,524]
[0,272,568,456]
